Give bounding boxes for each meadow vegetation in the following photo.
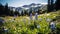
[0,10,60,34]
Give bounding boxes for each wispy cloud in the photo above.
[41,3,47,5]
[0,0,47,7]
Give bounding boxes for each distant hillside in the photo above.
[9,3,47,11]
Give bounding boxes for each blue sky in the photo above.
[0,0,55,7]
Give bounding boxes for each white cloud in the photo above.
[41,3,47,5]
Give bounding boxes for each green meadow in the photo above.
[0,10,60,34]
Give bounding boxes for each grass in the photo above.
[1,10,60,34]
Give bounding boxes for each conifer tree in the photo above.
[55,0,60,10]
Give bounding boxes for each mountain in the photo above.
[22,3,41,8]
[22,5,30,8]
[15,7,22,11]
[40,5,47,11]
[9,3,47,14]
[9,7,16,11]
[29,3,36,6]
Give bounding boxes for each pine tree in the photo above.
[51,0,54,11]
[21,11,24,16]
[48,0,54,12]
[55,0,60,10]
[0,3,4,15]
[48,0,51,12]
[5,3,9,15]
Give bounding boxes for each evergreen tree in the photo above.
[48,0,51,12]
[21,10,24,16]
[5,3,9,15]
[0,3,4,15]
[48,0,54,12]
[51,0,54,11]
[9,10,14,16]
[24,10,27,15]
[55,0,60,10]
[14,11,19,16]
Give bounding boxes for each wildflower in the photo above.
[37,25,40,29]
[23,19,26,24]
[46,18,52,22]
[2,27,8,33]
[30,13,32,20]
[50,21,56,32]
[39,18,42,21]
[47,14,50,16]
[35,13,38,20]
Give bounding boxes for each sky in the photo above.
[0,0,55,7]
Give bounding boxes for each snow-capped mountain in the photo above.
[9,3,47,14]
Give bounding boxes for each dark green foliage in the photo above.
[9,10,14,16]
[56,23,60,34]
[0,19,4,34]
[34,21,37,28]
[21,10,24,16]
[56,16,60,19]
[14,11,19,16]
[51,0,54,11]
[55,16,60,22]
[48,0,51,12]
[24,10,27,15]
[0,3,5,15]
[37,32,43,34]
[4,3,9,15]
[21,31,27,34]
[55,0,60,10]
[29,25,35,30]
[0,3,20,16]
[48,0,54,12]
[0,3,10,16]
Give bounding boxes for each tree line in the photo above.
[0,0,60,16]
[48,0,60,12]
[0,3,41,16]
[0,3,20,16]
